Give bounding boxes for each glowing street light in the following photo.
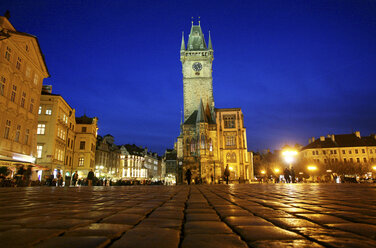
[261,170,266,175]
[307,165,317,171]
[274,168,280,174]
[282,149,298,164]
[372,166,376,171]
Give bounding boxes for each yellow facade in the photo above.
[301,132,376,165]
[0,16,49,167]
[36,88,75,177]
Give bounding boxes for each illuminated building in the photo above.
[0,13,49,168]
[36,86,75,177]
[301,131,376,164]
[95,134,121,178]
[177,21,254,183]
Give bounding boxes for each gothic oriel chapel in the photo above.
[176,21,253,183]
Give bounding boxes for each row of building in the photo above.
[0,13,168,182]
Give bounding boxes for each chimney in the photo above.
[355,131,361,138]
[320,136,325,141]
[331,134,335,142]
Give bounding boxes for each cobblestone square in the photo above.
[0,184,376,247]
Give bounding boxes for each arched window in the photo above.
[231,152,237,162]
[209,138,213,152]
[201,134,206,149]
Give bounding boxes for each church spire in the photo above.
[208,31,213,50]
[180,32,185,51]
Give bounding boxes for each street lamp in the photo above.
[261,170,266,175]
[274,168,280,174]
[307,165,318,182]
[282,149,298,169]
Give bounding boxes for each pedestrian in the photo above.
[224,165,230,184]
[290,167,296,183]
[284,167,290,183]
[87,169,94,186]
[16,165,25,187]
[25,165,32,186]
[72,171,78,186]
[185,169,192,185]
[56,170,62,187]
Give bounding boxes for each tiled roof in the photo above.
[302,133,376,150]
[76,115,94,124]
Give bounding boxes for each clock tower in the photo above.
[180,21,214,122]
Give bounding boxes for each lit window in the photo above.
[356,158,360,163]
[0,76,5,96]
[29,99,34,113]
[79,157,84,166]
[37,124,46,134]
[25,129,29,144]
[342,150,345,154]
[82,127,87,132]
[362,149,365,153]
[225,136,236,147]
[33,74,39,85]
[26,66,31,77]
[14,125,21,142]
[4,120,11,139]
[38,106,42,114]
[45,108,52,115]
[355,149,358,154]
[37,145,43,158]
[363,158,367,163]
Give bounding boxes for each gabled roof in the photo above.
[302,133,376,150]
[184,110,198,125]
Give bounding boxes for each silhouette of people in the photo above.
[72,171,78,186]
[87,169,94,186]
[290,167,296,183]
[224,165,230,184]
[185,169,192,185]
[284,167,291,183]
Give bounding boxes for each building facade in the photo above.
[95,134,121,178]
[36,86,75,177]
[301,131,376,165]
[0,14,49,168]
[178,22,253,183]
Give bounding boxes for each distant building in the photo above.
[0,14,49,168]
[143,148,160,180]
[74,115,98,177]
[301,131,376,164]
[119,144,148,179]
[163,149,178,184]
[95,134,121,179]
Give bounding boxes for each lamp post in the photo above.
[282,149,298,169]
[307,165,318,182]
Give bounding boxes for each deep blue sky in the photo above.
[2,0,376,154]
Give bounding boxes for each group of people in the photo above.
[283,167,296,183]
[185,164,232,185]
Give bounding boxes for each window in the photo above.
[37,124,45,134]
[330,150,333,154]
[225,136,236,147]
[80,141,85,150]
[350,158,353,163]
[349,150,352,154]
[79,157,84,166]
[37,145,43,158]
[4,46,11,61]
[25,129,29,144]
[323,150,326,155]
[26,66,31,77]
[316,151,319,155]
[344,158,347,163]
[33,74,39,85]
[4,120,11,139]
[324,159,327,163]
[45,108,52,115]
[16,57,22,70]
[363,158,367,163]
[20,92,26,108]
[312,151,315,155]
[370,150,373,154]
[38,106,42,114]
[82,127,87,132]
[0,76,5,96]
[67,138,70,147]
[371,158,374,162]
[356,158,360,163]
[14,125,21,142]
[362,149,365,153]
[29,99,34,113]
[342,150,345,154]
[209,138,213,152]
[10,85,16,102]
[355,149,358,154]
[334,150,337,154]
[223,115,236,128]
[63,114,68,124]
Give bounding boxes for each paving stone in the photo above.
[34,236,110,248]
[110,227,180,248]
[216,209,252,217]
[137,218,183,230]
[224,216,274,227]
[184,221,233,234]
[186,213,220,221]
[149,210,184,219]
[64,223,132,238]
[297,213,349,224]
[269,217,321,229]
[101,213,144,225]
[327,223,376,239]
[181,234,248,248]
[31,219,93,229]
[249,239,324,247]
[0,228,63,247]
[234,226,303,241]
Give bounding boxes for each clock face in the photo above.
[192,62,202,72]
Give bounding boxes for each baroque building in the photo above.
[0,14,49,168]
[178,21,253,183]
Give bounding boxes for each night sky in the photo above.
[2,0,376,155]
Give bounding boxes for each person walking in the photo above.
[290,167,296,183]
[56,170,63,187]
[72,171,78,186]
[284,167,291,183]
[185,169,192,185]
[224,165,230,184]
[87,169,94,186]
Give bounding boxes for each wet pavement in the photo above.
[0,184,376,247]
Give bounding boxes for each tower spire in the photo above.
[208,31,213,50]
[180,31,185,51]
